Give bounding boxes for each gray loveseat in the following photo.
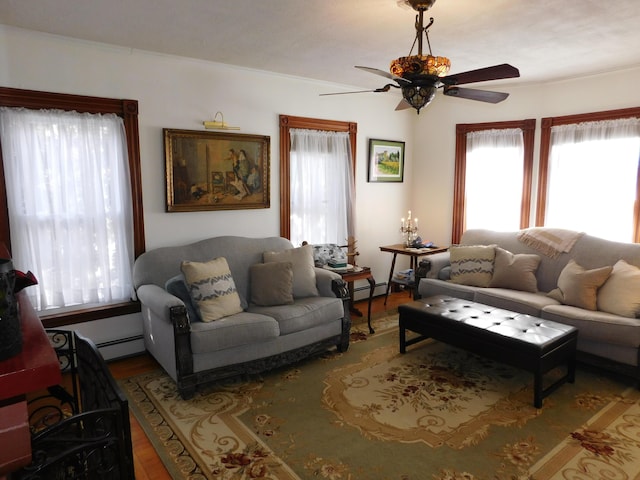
[417,228,640,382]
[133,236,350,399]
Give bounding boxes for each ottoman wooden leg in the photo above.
[399,319,407,354]
[534,372,543,408]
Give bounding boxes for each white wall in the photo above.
[0,25,416,357]
[411,66,640,247]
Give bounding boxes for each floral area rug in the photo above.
[120,314,640,479]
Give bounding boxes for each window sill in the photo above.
[39,301,141,328]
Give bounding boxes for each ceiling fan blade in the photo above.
[320,84,395,96]
[355,66,412,85]
[443,86,509,103]
[395,98,413,111]
[443,64,519,86]
[320,90,381,96]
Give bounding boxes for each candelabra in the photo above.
[400,210,419,247]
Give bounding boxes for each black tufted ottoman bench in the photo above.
[398,295,578,408]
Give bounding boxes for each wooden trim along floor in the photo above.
[107,291,413,479]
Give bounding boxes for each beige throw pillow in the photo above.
[489,247,541,293]
[547,260,612,311]
[449,245,495,287]
[597,260,640,318]
[263,244,319,298]
[250,261,294,306]
[181,257,243,322]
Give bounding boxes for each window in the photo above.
[279,115,357,246]
[289,128,354,246]
[537,108,640,243]
[0,87,145,327]
[453,119,535,243]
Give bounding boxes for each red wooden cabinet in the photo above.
[0,292,61,476]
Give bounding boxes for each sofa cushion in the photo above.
[597,259,640,318]
[418,277,479,301]
[541,304,640,348]
[248,296,344,335]
[263,244,319,298]
[547,260,612,311]
[181,257,243,322]
[165,274,202,322]
[474,288,559,317]
[449,244,495,287]
[189,312,280,353]
[250,261,294,306]
[489,247,540,293]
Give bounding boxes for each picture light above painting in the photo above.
[164,129,270,212]
[367,138,405,183]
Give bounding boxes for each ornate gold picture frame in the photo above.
[164,129,270,212]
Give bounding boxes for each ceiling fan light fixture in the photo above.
[390,54,451,78]
[401,85,436,113]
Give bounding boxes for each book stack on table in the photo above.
[393,268,414,285]
[328,259,347,269]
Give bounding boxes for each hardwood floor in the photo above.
[108,291,413,478]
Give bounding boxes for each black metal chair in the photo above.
[13,330,135,480]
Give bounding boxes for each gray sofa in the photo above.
[417,229,640,382]
[132,236,350,399]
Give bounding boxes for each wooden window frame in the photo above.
[452,119,536,244]
[536,107,640,243]
[278,114,357,239]
[0,86,145,327]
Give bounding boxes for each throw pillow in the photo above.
[263,244,319,298]
[180,257,243,322]
[449,245,495,287]
[547,260,612,311]
[597,260,640,318]
[250,261,294,306]
[489,247,541,293]
[165,274,202,322]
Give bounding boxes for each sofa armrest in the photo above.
[419,252,451,279]
[136,284,186,323]
[136,283,194,394]
[414,252,451,300]
[314,267,342,297]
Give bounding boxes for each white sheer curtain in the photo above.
[465,128,524,231]
[546,118,640,242]
[289,128,355,247]
[0,107,134,311]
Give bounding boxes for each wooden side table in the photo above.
[379,244,449,304]
[329,266,376,334]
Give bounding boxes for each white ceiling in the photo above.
[1,0,639,91]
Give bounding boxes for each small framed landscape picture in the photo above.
[367,138,405,183]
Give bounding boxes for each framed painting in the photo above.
[367,138,405,183]
[164,129,270,212]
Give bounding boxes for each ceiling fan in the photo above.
[322,0,520,114]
